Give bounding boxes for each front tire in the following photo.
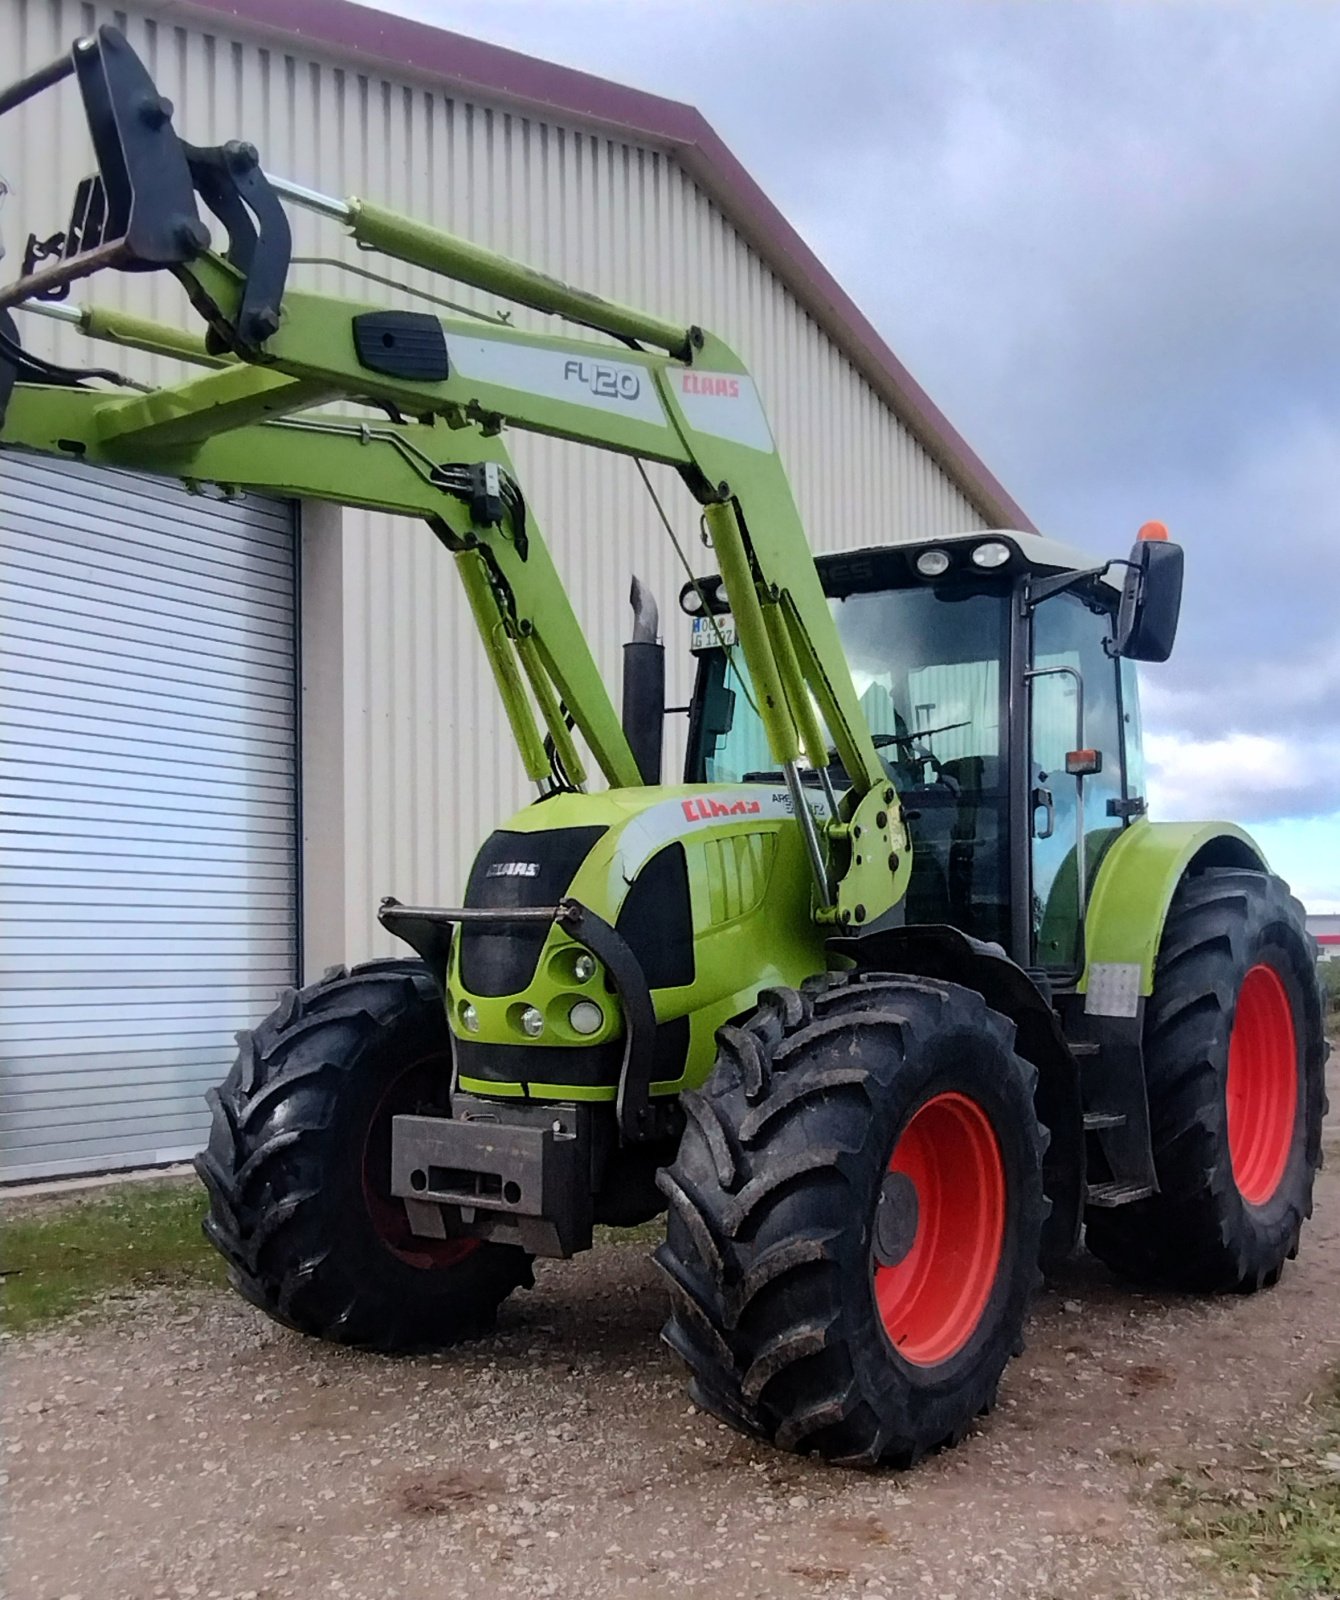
[655,973,1046,1467]
[196,958,532,1349]
[1086,869,1327,1292]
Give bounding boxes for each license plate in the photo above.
[690,613,736,652]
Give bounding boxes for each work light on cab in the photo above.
[971,540,1011,569]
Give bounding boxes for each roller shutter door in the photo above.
[0,452,298,1181]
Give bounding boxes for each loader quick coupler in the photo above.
[1,29,212,309]
[378,897,666,1258]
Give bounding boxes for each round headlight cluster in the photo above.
[568,1000,604,1036]
[573,953,597,983]
[519,1005,545,1038]
[460,1001,480,1033]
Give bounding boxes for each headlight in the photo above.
[519,1005,545,1038]
[970,540,1011,569]
[915,549,951,577]
[573,953,597,983]
[568,1000,604,1036]
[459,1002,480,1033]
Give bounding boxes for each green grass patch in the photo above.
[595,1217,666,1249]
[1,1179,221,1334]
[1157,1372,1340,1598]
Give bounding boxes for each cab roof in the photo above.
[816,529,1122,593]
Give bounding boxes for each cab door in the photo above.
[1029,592,1126,974]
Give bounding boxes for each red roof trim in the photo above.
[163,0,1033,531]
[1316,933,1340,945]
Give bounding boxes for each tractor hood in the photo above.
[432,783,827,1104]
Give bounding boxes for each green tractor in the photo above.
[1,28,1326,1468]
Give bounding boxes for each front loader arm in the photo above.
[0,23,911,927]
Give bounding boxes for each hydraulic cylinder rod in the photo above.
[268,176,692,357]
[17,299,225,367]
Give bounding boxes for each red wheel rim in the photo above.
[362,1056,480,1270]
[873,1091,1006,1367]
[1226,963,1297,1206]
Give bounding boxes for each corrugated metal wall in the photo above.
[0,451,297,1180]
[4,0,990,966]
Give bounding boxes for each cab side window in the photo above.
[1030,592,1123,971]
[1119,657,1146,811]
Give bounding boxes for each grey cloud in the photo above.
[1153,774,1340,827]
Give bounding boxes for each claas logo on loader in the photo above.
[681,372,741,398]
[681,796,762,822]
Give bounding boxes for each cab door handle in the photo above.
[1032,785,1055,840]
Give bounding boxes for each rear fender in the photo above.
[1081,819,1266,1002]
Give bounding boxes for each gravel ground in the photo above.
[6,1059,1338,1600]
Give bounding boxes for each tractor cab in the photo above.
[685,527,1180,982]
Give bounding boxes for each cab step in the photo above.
[1085,1180,1154,1207]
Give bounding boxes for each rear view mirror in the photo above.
[1115,536,1183,662]
[700,677,736,743]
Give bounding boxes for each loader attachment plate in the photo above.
[0,26,208,308]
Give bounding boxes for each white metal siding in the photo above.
[4,0,992,966]
[0,453,297,1180]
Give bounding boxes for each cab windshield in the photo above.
[695,583,1011,946]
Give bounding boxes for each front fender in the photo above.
[1081,819,1266,997]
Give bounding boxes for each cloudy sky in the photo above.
[387,0,1339,910]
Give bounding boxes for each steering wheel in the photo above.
[870,721,966,797]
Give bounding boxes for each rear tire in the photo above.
[655,973,1046,1467]
[195,958,532,1349]
[1086,869,1327,1292]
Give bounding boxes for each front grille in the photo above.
[458,825,606,996]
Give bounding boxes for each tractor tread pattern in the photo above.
[655,972,1047,1467]
[196,959,531,1351]
[1086,868,1328,1292]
